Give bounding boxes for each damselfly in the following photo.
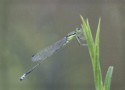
[20,28,87,81]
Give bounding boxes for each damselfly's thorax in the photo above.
[67,31,76,37]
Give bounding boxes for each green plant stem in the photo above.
[80,15,113,90]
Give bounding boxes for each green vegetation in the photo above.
[80,15,113,90]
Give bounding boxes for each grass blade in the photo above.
[104,66,114,90]
[80,15,113,90]
[94,18,103,89]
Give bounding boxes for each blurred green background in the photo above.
[0,0,125,90]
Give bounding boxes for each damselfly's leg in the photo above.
[75,35,87,46]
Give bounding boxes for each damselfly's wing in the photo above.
[20,37,67,81]
[20,30,82,81]
[32,37,67,62]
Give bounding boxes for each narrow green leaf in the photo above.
[95,18,101,57]
[86,19,94,47]
[94,18,103,90]
[104,66,114,90]
[80,16,95,61]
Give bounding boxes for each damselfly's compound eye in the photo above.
[76,27,81,31]
[32,54,35,57]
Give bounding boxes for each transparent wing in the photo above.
[32,37,67,62]
[20,30,80,81]
[20,37,68,81]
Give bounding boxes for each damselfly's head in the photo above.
[76,27,81,30]
[75,27,81,32]
[75,27,85,40]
